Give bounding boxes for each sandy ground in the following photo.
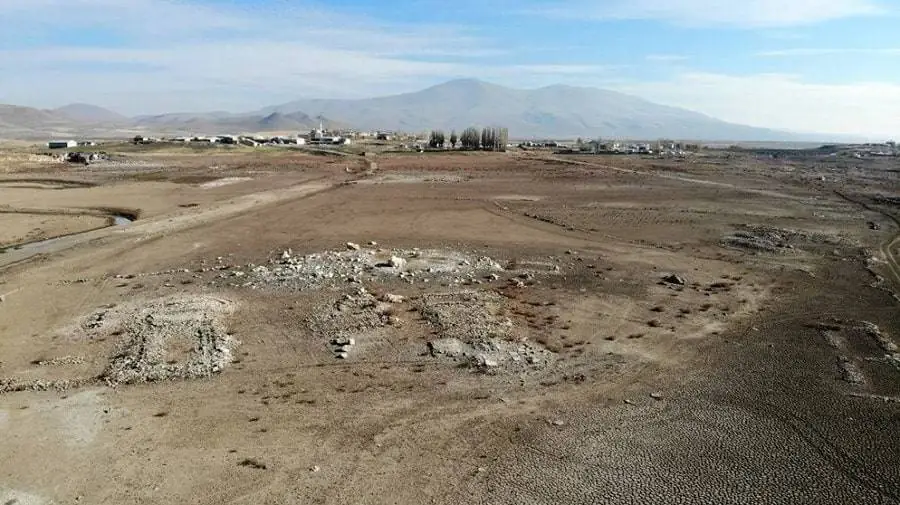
[0,146,898,505]
[0,213,110,248]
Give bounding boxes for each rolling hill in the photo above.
[54,103,128,124]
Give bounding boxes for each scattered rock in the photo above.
[332,337,356,346]
[381,293,405,304]
[476,355,499,368]
[346,242,361,251]
[661,273,686,286]
[232,246,506,292]
[650,392,664,400]
[238,458,267,470]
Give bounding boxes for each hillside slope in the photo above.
[263,79,796,140]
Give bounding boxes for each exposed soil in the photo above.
[0,146,897,505]
[0,213,109,249]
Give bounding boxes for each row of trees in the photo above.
[428,127,508,151]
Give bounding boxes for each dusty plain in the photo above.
[0,144,898,504]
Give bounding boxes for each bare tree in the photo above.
[461,127,480,149]
[428,130,446,149]
[497,127,509,152]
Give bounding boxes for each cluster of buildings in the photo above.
[553,139,693,157]
[126,125,412,147]
[126,125,421,149]
[47,127,409,151]
[133,129,350,147]
[851,141,898,158]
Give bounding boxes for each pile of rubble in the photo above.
[722,226,797,254]
[307,286,401,359]
[0,377,92,394]
[220,243,557,371]
[861,321,899,369]
[225,243,505,291]
[419,291,553,371]
[75,295,238,385]
[722,225,848,254]
[65,152,109,165]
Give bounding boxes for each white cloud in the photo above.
[2,0,896,140]
[756,47,900,56]
[532,0,885,28]
[646,54,689,62]
[0,0,515,112]
[615,72,900,137]
[502,64,617,74]
[0,0,490,56]
[0,42,620,114]
[0,0,248,39]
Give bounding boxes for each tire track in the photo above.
[726,394,900,503]
[834,190,900,290]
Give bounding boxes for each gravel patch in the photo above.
[81,295,238,385]
[419,291,553,370]
[223,245,505,292]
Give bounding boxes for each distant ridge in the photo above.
[54,103,128,124]
[261,79,805,141]
[0,79,846,141]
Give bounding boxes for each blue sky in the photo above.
[1,0,898,137]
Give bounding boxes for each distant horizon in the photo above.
[2,0,899,138]
[16,78,881,143]
[21,77,895,143]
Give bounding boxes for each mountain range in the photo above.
[0,79,834,141]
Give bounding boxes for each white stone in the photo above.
[382,293,405,304]
[346,242,361,251]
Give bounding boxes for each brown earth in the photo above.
[0,213,110,249]
[0,146,898,505]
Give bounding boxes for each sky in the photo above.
[1,0,898,138]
